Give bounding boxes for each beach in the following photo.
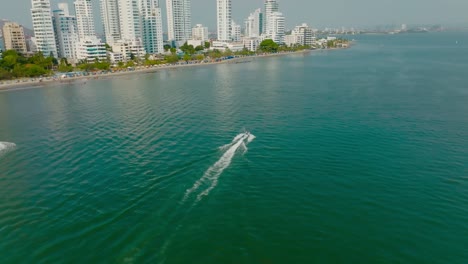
[0,49,318,92]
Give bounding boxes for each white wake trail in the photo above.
[183,132,255,203]
[0,142,16,157]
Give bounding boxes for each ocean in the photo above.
[1,32,467,263]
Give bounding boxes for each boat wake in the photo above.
[0,142,16,157]
[184,132,255,203]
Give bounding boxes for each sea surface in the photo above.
[1,32,467,263]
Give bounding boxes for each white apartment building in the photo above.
[264,0,279,38]
[231,21,241,42]
[108,51,123,63]
[2,22,27,53]
[245,8,263,38]
[192,24,208,41]
[166,0,191,45]
[76,36,107,62]
[100,0,121,45]
[268,12,285,44]
[211,41,243,52]
[74,0,96,39]
[118,0,142,41]
[52,3,79,60]
[112,40,146,61]
[285,23,314,47]
[31,0,58,57]
[242,37,261,52]
[216,0,231,41]
[187,39,203,47]
[140,0,164,54]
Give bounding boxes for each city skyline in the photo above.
[3,0,468,33]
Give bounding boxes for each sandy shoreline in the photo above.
[0,49,341,92]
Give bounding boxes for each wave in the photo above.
[0,142,16,157]
[184,132,255,203]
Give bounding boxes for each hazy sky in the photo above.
[2,0,468,31]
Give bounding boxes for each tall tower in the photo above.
[192,24,208,41]
[231,20,241,42]
[268,12,285,44]
[166,0,191,45]
[31,0,58,57]
[100,0,121,45]
[264,0,279,37]
[118,0,142,41]
[2,22,27,53]
[217,0,232,41]
[140,0,164,54]
[245,8,263,38]
[52,3,79,60]
[74,0,96,39]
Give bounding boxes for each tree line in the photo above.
[1,39,332,81]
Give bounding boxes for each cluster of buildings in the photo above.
[210,0,316,52]
[28,0,164,63]
[1,0,319,64]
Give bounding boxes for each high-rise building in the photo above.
[287,23,313,47]
[216,0,231,41]
[31,0,58,57]
[192,24,208,41]
[264,0,279,37]
[166,0,191,45]
[245,8,263,38]
[231,20,241,42]
[2,22,27,53]
[100,0,121,45]
[140,0,164,54]
[74,0,96,39]
[268,12,285,44]
[52,3,79,60]
[76,37,107,62]
[74,0,106,62]
[118,0,142,41]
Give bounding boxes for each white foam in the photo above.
[232,134,245,143]
[0,142,16,156]
[184,132,255,203]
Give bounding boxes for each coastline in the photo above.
[0,48,344,92]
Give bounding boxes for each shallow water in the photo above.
[0,32,467,263]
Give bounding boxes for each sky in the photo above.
[2,0,468,31]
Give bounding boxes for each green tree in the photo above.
[195,45,204,52]
[223,48,233,57]
[78,63,94,72]
[196,54,205,61]
[125,61,135,68]
[12,64,26,78]
[180,42,196,55]
[183,54,191,62]
[105,43,112,51]
[207,49,222,59]
[95,61,110,70]
[0,68,13,80]
[165,54,179,63]
[204,41,211,49]
[259,39,279,53]
[2,54,18,70]
[58,58,73,72]
[24,64,47,77]
[164,44,172,51]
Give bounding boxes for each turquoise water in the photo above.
[1,32,468,263]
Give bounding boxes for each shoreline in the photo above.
[0,48,345,92]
